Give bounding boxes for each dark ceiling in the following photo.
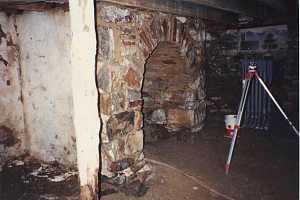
[0,0,297,26]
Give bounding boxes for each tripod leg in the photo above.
[225,78,252,174]
[255,73,299,136]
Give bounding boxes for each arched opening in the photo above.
[142,41,205,142]
[97,11,207,183]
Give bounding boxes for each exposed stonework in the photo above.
[96,2,206,178]
[143,42,205,137]
[205,23,298,131]
[1,1,208,196]
[285,24,298,124]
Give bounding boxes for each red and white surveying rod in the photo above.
[225,63,299,175]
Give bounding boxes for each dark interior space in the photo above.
[0,0,298,200]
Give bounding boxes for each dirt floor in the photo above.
[0,155,79,200]
[101,163,227,200]
[102,113,299,200]
[0,114,298,200]
[143,116,299,200]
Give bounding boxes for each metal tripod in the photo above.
[225,63,299,175]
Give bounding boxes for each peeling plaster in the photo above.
[0,9,78,167]
[15,10,76,166]
[0,13,25,168]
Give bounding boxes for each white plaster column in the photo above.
[69,1,100,199]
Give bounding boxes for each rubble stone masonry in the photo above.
[96,2,206,177]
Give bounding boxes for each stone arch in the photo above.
[96,3,206,177]
[137,14,206,133]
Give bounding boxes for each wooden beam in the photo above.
[0,0,258,15]
[0,0,288,19]
[0,2,68,12]
[181,0,258,15]
[98,0,238,24]
[256,0,287,11]
[0,0,66,3]
[0,0,237,24]
[69,0,100,199]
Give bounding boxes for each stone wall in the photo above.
[205,23,243,120]
[96,2,206,177]
[143,41,205,141]
[283,23,299,128]
[0,2,208,180]
[206,23,298,129]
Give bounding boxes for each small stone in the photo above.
[12,160,24,166]
[128,89,141,102]
[134,111,143,130]
[125,68,140,88]
[167,109,192,127]
[151,109,167,124]
[97,27,112,59]
[100,94,112,115]
[110,158,134,172]
[97,65,111,92]
[129,99,143,109]
[122,167,134,177]
[125,130,143,155]
[193,186,198,190]
[106,111,135,140]
[111,93,126,113]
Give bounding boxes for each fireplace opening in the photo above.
[142,41,206,143]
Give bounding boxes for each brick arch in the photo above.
[138,15,205,64]
[138,15,207,132]
[96,3,207,178]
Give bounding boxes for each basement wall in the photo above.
[1,2,208,177]
[96,2,206,177]
[143,41,205,142]
[206,23,298,129]
[16,9,76,165]
[0,13,25,169]
[0,9,76,167]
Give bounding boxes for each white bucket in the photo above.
[224,114,237,130]
[224,115,236,138]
